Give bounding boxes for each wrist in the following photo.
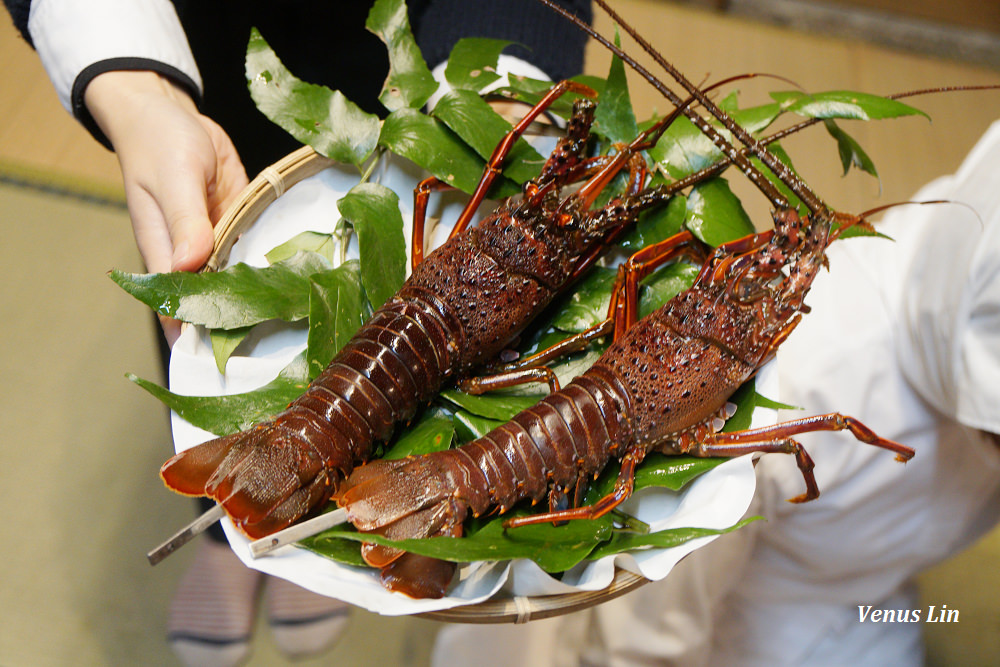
[84,70,198,150]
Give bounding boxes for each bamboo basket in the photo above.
[206,145,651,623]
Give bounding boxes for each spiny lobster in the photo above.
[159,74,721,539]
[334,0,916,599]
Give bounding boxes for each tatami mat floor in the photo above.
[1,1,998,665]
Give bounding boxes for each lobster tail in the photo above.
[338,455,474,596]
[161,424,334,538]
[160,430,244,497]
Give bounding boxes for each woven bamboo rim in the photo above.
[210,147,650,623]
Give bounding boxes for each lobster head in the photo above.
[687,206,833,369]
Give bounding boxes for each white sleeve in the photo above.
[894,120,1000,434]
[28,0,202,138]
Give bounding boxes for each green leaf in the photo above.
[210,326,252,375]
[638,262,699,319]
[246,28,380,165]
[336,183,407,309]
[593,33,638,145]
[431,89,544,185]
[306,261,369,379]
[548,267,616,333]
[452,410,505,442]
[684,178,755,247]
[492,74,603,122]
[584,455,727,504]
[439,389,544,422]
[618,188,687,252]
[383,412,455,459]
[380,108,517,197]
[823,119,878,178]
[587,517,761,561]
[109,252,331,329]
[444,38,513,92]
[648,100,782,181]
[127,354,310,436]
[721,379,757,433]
[265,231,338,265]
[318,507,615,572]
[755,391,800,411]
[748,144,807,217]
[650,116,723,180]
[366,0,437,111]
[771,90,930,121]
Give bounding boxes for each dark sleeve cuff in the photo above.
[71,57,203,150]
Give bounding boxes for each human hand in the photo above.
[85,71,249,343]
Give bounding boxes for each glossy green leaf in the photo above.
[585,454,727,503]
[298,533,366,567]
[439,389,544,422]
[749,143,807,217]
[210,326,251,375]
[380,108,515,197]
[587,517,761,561]
[549,267,616,333]
[593,35,638,145]
[685,178,755,246]
[721,379,757,433]
[823,119,878,178]
[452,410,505,442]
[648,100,782,181]
[444,38,513,92]
[638,262,699,319]
[431,89,544,185]
[383,412,455,459]
[366,0,437,111]
[265,231,338,265]
[109,252,330,329]
[127,353,310,436]
[306,261,369,378]
[246,28,380,165]
[337,183,407,309]
[319,507,614,571]
[771,90,929,121]
[649,116,720,180]
[492,74,603,121]
[618,188,687,251]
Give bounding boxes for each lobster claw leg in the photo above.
[504,446,646,529]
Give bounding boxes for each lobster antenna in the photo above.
[536,0,826,217]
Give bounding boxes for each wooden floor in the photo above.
[0,2,998,665]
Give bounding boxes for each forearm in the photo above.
[20,0,201,147]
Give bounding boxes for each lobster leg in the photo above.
[458,365,561,395]
[504,446,646,528]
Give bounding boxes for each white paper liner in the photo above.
[168,158,768,615]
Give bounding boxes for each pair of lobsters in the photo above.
[160,0,915,598]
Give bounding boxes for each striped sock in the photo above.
[167,539,263,667]
[265,576,351,659]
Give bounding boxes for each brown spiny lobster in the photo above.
[159,76,718,539]
[334,0,917,599]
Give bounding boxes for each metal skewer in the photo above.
[249,508,349,559]
[146,504,226,565]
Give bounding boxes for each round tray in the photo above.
[196,146,757,623]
